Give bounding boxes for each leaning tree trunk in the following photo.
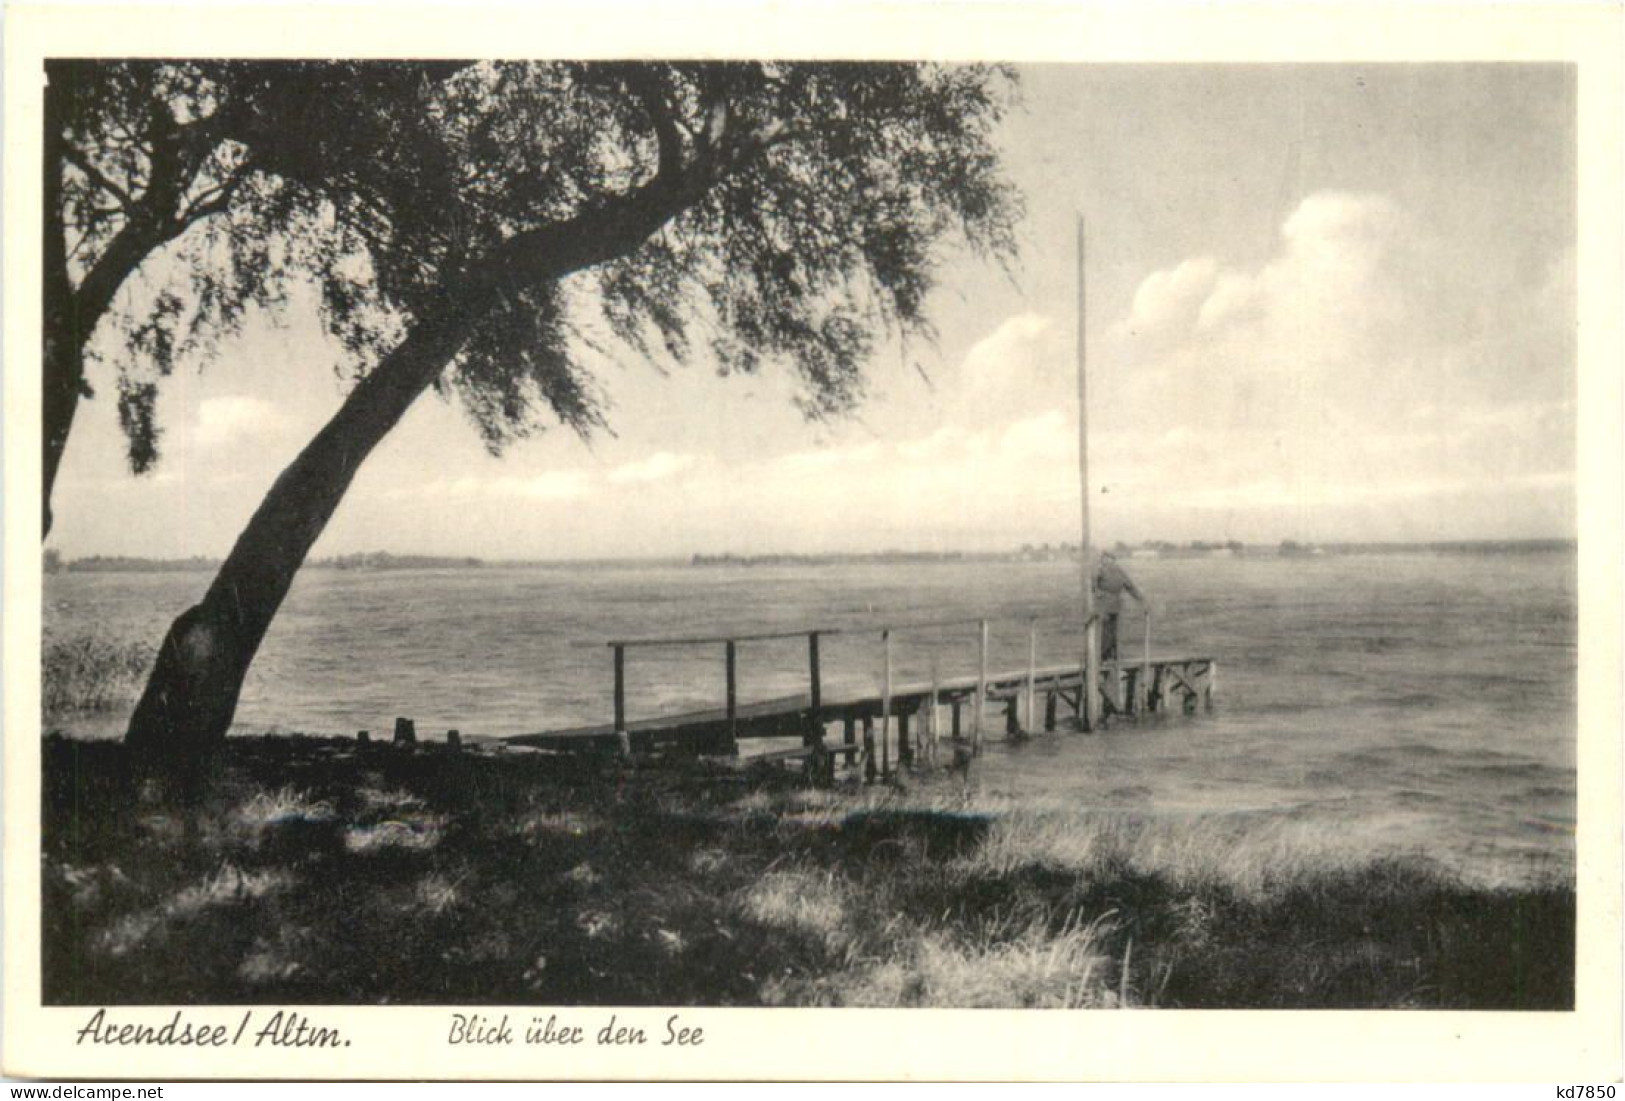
[42,269,80,541]
[123,289,489,777]
[41,72,75,540]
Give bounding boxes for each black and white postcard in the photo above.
[4,1,1621,1083]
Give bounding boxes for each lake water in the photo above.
[43,551,1577,881]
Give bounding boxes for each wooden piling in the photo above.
[880,629,893,780]
[613,644,626,734]
[898,710,912,767]
[725,639,737,742]
[927,660,941,766]
[843,712,857,766]
[1026,619,1038,734]
[804,633,826,775]
[974,618,988,755]
[808,631,822,723]
[393,717,416,745]
[357,729,370,744]
[613,643,632,756]
[805,740,832,788]
[1045,691,1057,731]
[862,715,877,783]
[1083,615,1101,731]
[951,701,962,741]
[1141,611,1152,716]
[447,729,461,751]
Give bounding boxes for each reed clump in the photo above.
[40,736,1574,1009]
[42,630,155,714]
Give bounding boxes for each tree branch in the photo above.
[176,162,251,228]
[479,95,755,302]
[61,145,135,211]
[622,69,685,182]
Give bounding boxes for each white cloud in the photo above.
[896,425,970,463]
[194,396,288,449]
[951,313,1073,426]
[1194,272,1260,332]
[399,471,590,502]
[998,410,1073,462]
[489,471,592,501]
[672,410,1082,550]
[1119,256,1217,342]
[961,312,1056,387]
[1087,190,1574,538]
[1280,190,1400,252]
[606,451,696,485]
[773,441,884,475]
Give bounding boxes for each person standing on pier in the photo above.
[1094,552,1147,661]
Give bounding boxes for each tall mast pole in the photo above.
[1077,215,1099,732]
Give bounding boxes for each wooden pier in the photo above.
[500,616,1215,780]
[494,224,1197,782]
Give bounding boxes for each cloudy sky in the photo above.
[50,64,1577,560]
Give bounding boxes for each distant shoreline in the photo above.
[45,538,1578,573]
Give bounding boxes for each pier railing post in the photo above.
[1083,614,1101,732]
[802,631,826,775]
[1140,611,1152,716]
[808,631,822,729]
[862,715,877,783]
[725,639,738,745]
[974,619,988,755]
[880,628,893,780]
[612,644,629,756]
[1026,618,1038,734]
[927,657,941,766]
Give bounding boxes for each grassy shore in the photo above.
[42,735,1573,1008]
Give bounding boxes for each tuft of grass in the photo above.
[168,863,293,917]
[844,912,1116,1008]
[233,787,337,831]
[414,873,463,916]
[356,787,425,813]
[960,810,1390,899]
[42,631,155,714]
[739,869,850,952]
[343,814,446,853]
[90,862,293,961]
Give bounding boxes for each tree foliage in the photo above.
[60,61,1020,470]
[48,62,466,487]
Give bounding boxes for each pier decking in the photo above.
[499,617,1215,779]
